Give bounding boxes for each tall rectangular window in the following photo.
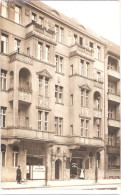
[59,118,63,135]
[59,57,63,73]
[55,117,58,134]
[15,5,21,24]
[81,119,84,136]
[45,112,48,131]
[45,79,49,97]
[60,27,63,43]
[85,120,88,137]
[0,107,7,128]
[81,90,84,106]
[55,25,59,41]
[1,152,5,167]
[1,70,7,90]
[97,72,101,82]
[45,45,50,62]
[39,77,42,96]
[86,62,89,77]
[71,65,73,75]
[70,94,73,105]
[97,46,101,60]
[74,34,77,44]
[12,152,18,167]
[14,39,20,52]
[55,55,58,72]
[86,91,88,107]
[1,34,8,54]
[55,85,58,102]
[80,60,84,75]
[97,125,100,137]
[39,16,43,27]
[38,42,42,60]
[1,1,8,18]
[79,37,83,45]
[59,86,63,103]
[38,111,42,130]
[32,13,36,21]
[70,125,73,136]
[89,42,93,48]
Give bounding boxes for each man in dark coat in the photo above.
[16,165,22,184]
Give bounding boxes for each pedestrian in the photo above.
[80,168,84,179]
[16,165,22,184]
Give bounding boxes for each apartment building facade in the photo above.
[0,0,120,182]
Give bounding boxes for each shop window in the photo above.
[90,158,93,168]
[1,33,8,54]
[15,5,21,24]
[85,159,89,169]
[14,38,21,52]
[12,146,19,167]
[1,1,8,18]
[1,70,7,90]
[0,107,7,128]
[38,42,43,60]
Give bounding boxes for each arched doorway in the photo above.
[55,159,62,180]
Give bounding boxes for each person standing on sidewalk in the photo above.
[16,165,22,184]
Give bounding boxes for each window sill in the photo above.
[55,102,64,105]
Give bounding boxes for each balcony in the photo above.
[108,118,120,128]
[93,108,102,118]
[108,92,120,103]
[69,44,94,59]
[107,68,120,80]
[2,128,55,142]
[107,145,120,154]
[9,51,33,65]
[68,136,104,148]
[18,88,32,104]
[38,96,50,110]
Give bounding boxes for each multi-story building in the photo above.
[0,0,120,182]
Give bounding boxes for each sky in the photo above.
[42,1,120,45]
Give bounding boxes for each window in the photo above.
[86,91,88,107]
[74,34,77,44]
[80,60,84,75]
[38,111,42,130]
[89,42,93,48]
[97,46,101,60]
[55,85,58,102]
[79,37,83,45]
[108,108,113,119]
[15,5,21,24]
[81,90,84,106]
[39,77,42,96]
[1,151,5,166]
[39,16,43,27]
[97,72,101,82]
[59,86,63,103]
[55,25,59,41]
[45,79,49,97]
[90,158,93,168]
[71,65,73,75]
[81,119,84,136]
[70,125,73,136]
[1,70,7,90]
[12,152,18,167]
[38,42,42,60]
[1,1,8,18]
[97,125,100,137]
[27,47,30,55]
[85,120,88,137]
[45,112,48,131]
[86,62,89,77]
[1,34,8,54]
[59,118,63,135]
[14,39,20,52]
[45,45,50,62]
[55,117,58,134]
[96,97,100,110]
[55,55,58,72]
[0,107,7,128]
[60,27,63,43]
[59,57,63,73]
[70,94,73,105]
[32,13,36,21]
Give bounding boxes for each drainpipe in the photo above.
[45,144,48,186]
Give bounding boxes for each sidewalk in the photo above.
[1,179,121,190]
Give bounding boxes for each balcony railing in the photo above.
[9,51,33,65]
[108,92,120,103]
[107,136,120,146]
[69,44,94,58]
[38,96,50,109]
[18,88,32,103]
[108,118,120,128]
[93,108,102,118]
[107,68,120,79]
[108,165,120,169]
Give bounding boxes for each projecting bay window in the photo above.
[0,107,7,128]
[81,119,84,136]
[15,5,21,24]
[44,112,48,131]
[1,1,8,18]
[45,45,50,62]
[80,60,84,76]
[12,152,18,167]
[38,111,42,130]
[38,42,42,60]
[1,34,8,54]
[85,120,88,137]
[14,39,21,52]
[1,70,7,90]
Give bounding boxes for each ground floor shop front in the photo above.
[1,139,120,182]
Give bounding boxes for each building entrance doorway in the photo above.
[55,159,62,180]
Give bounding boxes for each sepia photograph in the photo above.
[0,0,120,194]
